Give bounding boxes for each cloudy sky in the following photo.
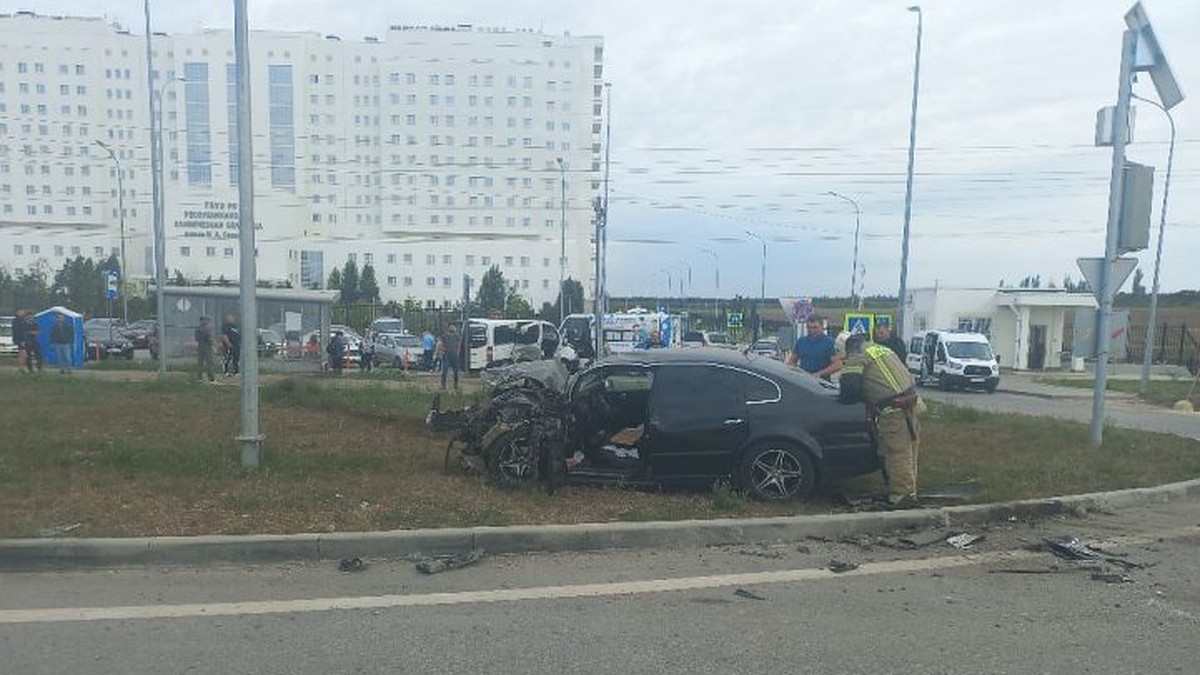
[22,0,1200,299]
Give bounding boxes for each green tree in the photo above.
[327,267,342,291]
[506,285,534,318]
[359,263,380,303]
[340,259,360,304]
[50,255,118,317]
[476,265,508,315]
[548,277,586,321]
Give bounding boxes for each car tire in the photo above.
[937,373,953,391]
[486,424,539,491]
[985,380,999,394]
[738,441,816,502]
[393,356,403,369]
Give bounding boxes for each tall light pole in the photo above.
[556,157,567,323]
[234,0,262,468]
[897,5,923,340]
[94,140,127,324]
[745,230,766,341]
[826,190,862,308]
[700,247,719,326]
[144,0,178,377]
[601,82,612,319]
[1135,92,1176,396]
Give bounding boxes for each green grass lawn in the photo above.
[1037,376,1200,409]
[2,370,1198,538]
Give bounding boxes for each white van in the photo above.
[464,318,559,371]
[906,330,1000,392]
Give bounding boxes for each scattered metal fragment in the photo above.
[337,557,365,573]
[795,544,813,555]
[415,549,486,575]
[37,523,82,537]
[898,530,949,549]
[734,588,767,601]
[1091,572,1133,584]
[946,533,984,550]
[1043,535,1101,561]
[828,559,859,574]
[737,547,784,559]
[1043,536,1145,569]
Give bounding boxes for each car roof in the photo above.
[594,347,837,393]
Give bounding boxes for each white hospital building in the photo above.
[0,10,605,308]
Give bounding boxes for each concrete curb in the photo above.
[4,477,1199,571]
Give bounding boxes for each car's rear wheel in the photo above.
[486,424,539,490]
[739,442,816,502]
[393,356,403,369]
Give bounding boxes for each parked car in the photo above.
[257,328,284,358]
[750,338,782,360]
[374,332,423,368]
[0,315,16,355]
[430,347,878,501]
[369,316,405,337]
[681,330,736,349]
[122,319,158,350]
[301,325,363,368]
[83,317,133,360]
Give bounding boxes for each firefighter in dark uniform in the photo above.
[837,332,924,507]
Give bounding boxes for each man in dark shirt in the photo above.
[14,310,42,373]
[221,314,241,376]
[195,316,216,382]
[873,322,907,361]
[49,312,75,374]
[440,323,463,389]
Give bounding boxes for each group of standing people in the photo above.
[789,315,922,509]
[193,314,241,382]
[417,326,463,388]
[12,309,76,374]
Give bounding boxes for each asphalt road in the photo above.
[920,378,1200,440]
[4,498,1198,674]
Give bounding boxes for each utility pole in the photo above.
[144,0,167,377]
[557,157,566,324]
[745,231,766,342]
[1091,3,1183,446]
[234,0,261,468]
[1136,93,1176,397]
[897,5,923,339]
[94,140,127,324]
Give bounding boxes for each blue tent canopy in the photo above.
[34,306,85,367]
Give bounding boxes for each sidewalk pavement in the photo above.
[3,479,1198,572]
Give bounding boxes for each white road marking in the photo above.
[2,526,1195,625]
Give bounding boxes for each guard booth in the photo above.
[160,286,340,372]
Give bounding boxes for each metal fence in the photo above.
[1065,322,1200,373]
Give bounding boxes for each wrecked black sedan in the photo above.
[428,348,878,501]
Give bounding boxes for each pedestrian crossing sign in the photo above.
[843,313,873,336]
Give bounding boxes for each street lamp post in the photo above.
[700,247,719,327]
[1135,92,1176,396]
[556,157,566,324]
[897,5,923,339]
[94,140,127,324]
[826,190,862,308]
[745,230,766,341]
